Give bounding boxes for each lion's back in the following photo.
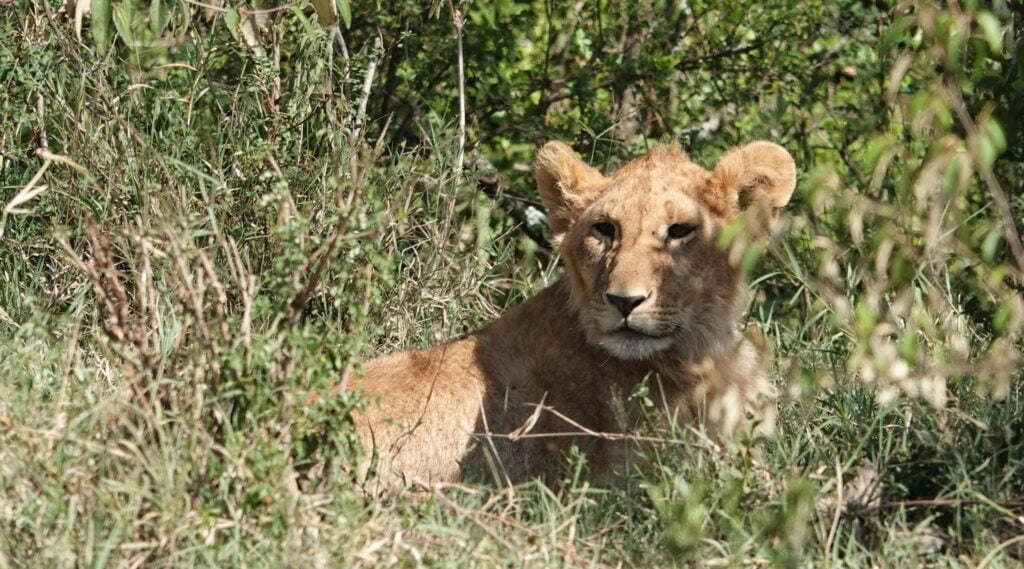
[352,337,488,488]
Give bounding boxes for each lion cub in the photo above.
[353,140,796,489]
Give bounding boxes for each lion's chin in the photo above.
[596,331,673,361]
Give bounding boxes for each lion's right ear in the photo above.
[535,141,607,236]
[707,141,796,224]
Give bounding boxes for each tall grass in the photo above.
[1,1,1022,567]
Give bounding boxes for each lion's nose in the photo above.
[605,293,648,317]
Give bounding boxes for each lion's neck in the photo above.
[477,278,592,354]
[478,279,682,382]
[475,277,742,382]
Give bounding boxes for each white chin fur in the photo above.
[597,335,673,360]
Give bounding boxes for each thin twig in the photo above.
[36,91,48,151]
[945,78,1024,274]
[537,78,615,110]
[676,44,759,70]
[331,26,351,83]
[351,33,382,143]
[477,399,514,489]
[285,162,373,326]
[849,498,1024,517]
[180,0,301,15]
[482,402,709,448]
[452,4,467,179]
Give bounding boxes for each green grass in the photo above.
[2,1,1023,567]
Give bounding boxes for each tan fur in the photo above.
[352,140,797,490]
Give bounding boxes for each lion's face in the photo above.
[535,141,796,361]
[560,155,742,361]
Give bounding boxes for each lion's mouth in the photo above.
[597,325,675,360]
[612,326,664,340]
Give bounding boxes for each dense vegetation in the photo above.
[1,0,1022,566]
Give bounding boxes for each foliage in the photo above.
[0,0,1022,566]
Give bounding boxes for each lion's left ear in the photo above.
[707,141,796,224]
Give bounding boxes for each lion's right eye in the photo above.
[667,223,698,240]
[592,222,616,239]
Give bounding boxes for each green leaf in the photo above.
[880,15,912,56]
[150,0,168,36]
[291,7,318,36]
[981,228,1001,262]
[976,11,1002,55]
[715,216,744,249]
[994,305,1011,332]
[946,21,966,68]
[112,2,135,46]
[984,118,1006,154]
[976,135,996,170]
[941,154,966,196]
[178,0,192,33]
[225,8,241,42]
[91,0,112,56]
[336,0,352,29]
[898,331,919,361]
[739,241,766,278]
[861,134,895,170]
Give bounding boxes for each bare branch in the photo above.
[945,78,1024,275]
[676,43,759,70]
[453,4,467,179]
[351,33,382,143]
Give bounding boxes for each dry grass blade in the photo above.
[1,159,50,238]
[0,305,17,328]
[494,402,710,448]
[975,534,1024,569]
[72,0,92,41]
[507,393,546,441]
[3,184,48,215]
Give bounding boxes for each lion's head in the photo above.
[535,141,796,361]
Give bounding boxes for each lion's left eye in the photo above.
[592,222,616,239]
[667,223,698,240]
